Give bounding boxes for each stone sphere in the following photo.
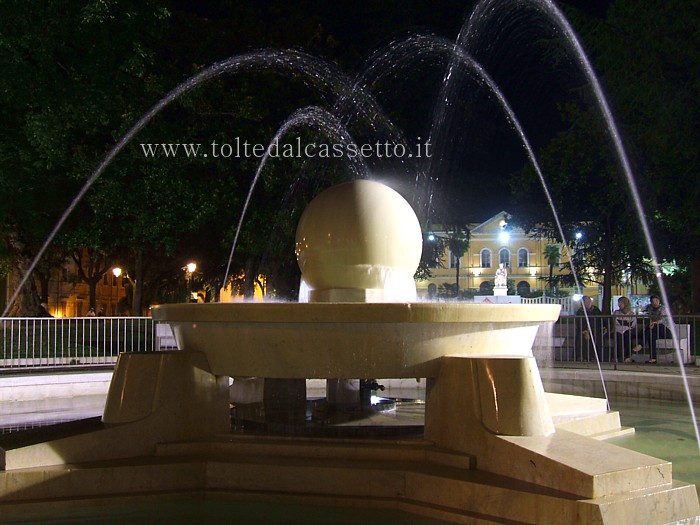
[295,179,423,293]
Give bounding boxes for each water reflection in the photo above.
[609,396,700,495]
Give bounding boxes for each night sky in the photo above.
[165,0,614,222]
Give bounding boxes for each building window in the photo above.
[499,248,510,268]
[479,281,493,294]
[449,251,460,269]
[517,281,531,295]
[518,248,529,268]
[480,249,491,268]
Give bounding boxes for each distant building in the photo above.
[417,211,647,305]
[0,254,126,318]
[419,212,557,297]
[0,254,263,318]
[42,262,127,318]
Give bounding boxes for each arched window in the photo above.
[518,248,529,268]
[517,281,531,296]
[480,249,491,268]
[498,248,510,268]
[479,281,493,294]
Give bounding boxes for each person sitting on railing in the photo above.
[613,296,640,363]
[640,294,671,364]
[574,296,606,361]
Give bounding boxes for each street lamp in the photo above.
[111,267,122,315]
[499,220,510,244]
[184,262,197,301]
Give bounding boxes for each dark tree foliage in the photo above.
[2,0,697,314]
[0,1,170,314]
[591,0,700,312]
[511,0,699,312]
[0,0,471,312]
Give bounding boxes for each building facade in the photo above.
[417,212,566,298]
[416,211,653,306]
[41,265,126,318]
[0,261,127,318]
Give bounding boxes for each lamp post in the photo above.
[574,231,583,253]
[112,267,122,315]
[184,262,197,301]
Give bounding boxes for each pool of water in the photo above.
[1,395,697,523]
[0,494,453,525]
[608,396,700,495]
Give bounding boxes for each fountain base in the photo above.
[1,347,698,523]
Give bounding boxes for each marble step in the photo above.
[1,438,697,524]
[553,410,633,439]
[156,434,475,470]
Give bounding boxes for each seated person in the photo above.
[640,294,671,364]
[613,296,640,362]
[574,296,607,361]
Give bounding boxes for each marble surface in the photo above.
[0,396,105,432]
[154,302,560,378]
[1,378,699,522]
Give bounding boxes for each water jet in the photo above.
[1,1,697,521]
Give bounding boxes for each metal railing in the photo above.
[1,313,697,372]
[549,314,699,364]
[0,317,160,370]
[521,296,575,315]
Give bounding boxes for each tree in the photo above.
[511,99,652,314]
[415,225,470,295]
[590,0,700,312]
[70,248,113,312]
[0,1,170,315]
[543,244,561,294]
[445,227,471,292]
[503,0,700,313]
[416,231,445,281]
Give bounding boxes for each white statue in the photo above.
[494,263,508,288]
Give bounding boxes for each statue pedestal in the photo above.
[493,286,508,296]
[475,295,521,303]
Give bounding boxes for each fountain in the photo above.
[1,179,698,524]
[0,0,698,520]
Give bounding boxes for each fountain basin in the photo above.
[153,302,560,378]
